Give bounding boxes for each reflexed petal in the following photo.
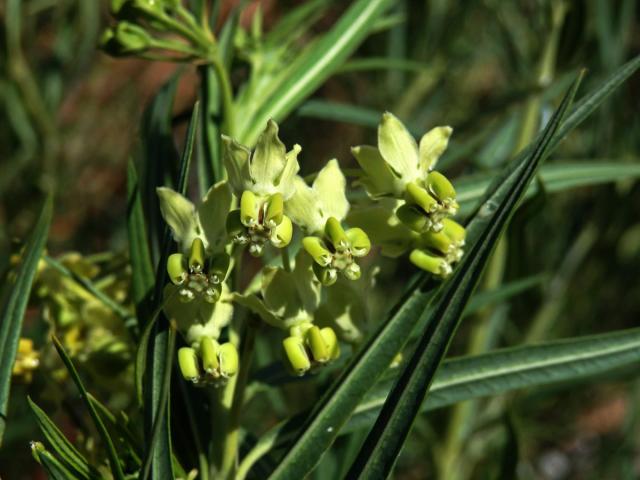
[285,176,324,234]
[198,181,232,253]
[378,112,419,182]
[221,135,252,195]
[251,119,287,195]
[157,187,200,254]
[313,159,349,222]
[419,126,453,174]
[276,144,302,200]
[351,145,400,196]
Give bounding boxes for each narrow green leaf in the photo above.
[52,337,126,480]
[32,443,83,480]
[348,327,640,432]
[239,0,391,145]
[127,160,155,323]
[28,397,99,480]
[297,100,381,129]
[141,322,177,480]
[456,161,640,215]
[0,195,51,445]
[346,73,583,480]
[143,101,198,480]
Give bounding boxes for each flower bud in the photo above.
[200,337,220,375]
[306,326,330,363]
[178,347,200,382]
[189,237,205,273]
[303,237,332,267]
[442,218,466,245]
[218,343,239,378]
[396,204,428,232]
[240,190,258,226]
[325,217,349,251]
[346,228,371,257]
[283,336,311,375]
[111,22,152,55]
[409,249,452,278]
[405,182,439,213]
[312,262,338,286]
[320,327,340,360]
[271,215,293,248]
[427,171,457,204]
[167,253,187,285]
[265,193,284,228]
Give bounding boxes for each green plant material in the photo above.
[52,337,125,480]
[127,159,155,322]
[456,161,640,215]
[0,195,51,445]
[28,397,100,480]
[349,326,640,432]
[140,321,177,480]
[31,441,82,480]
[42,255,135,333]
[345,73,584,479]
[142,100,199,480]
[238,0,392,144]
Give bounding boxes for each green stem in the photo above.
[220,324,257,479]
[281,247,292,272]
[210,56,236,137]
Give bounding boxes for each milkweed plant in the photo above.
[3,1,640,479]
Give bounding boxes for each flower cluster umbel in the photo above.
[157,115,465,383]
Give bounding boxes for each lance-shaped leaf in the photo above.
[0,196,51,445]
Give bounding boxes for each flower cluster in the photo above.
[157,114,464,384]
[351,112,466,278]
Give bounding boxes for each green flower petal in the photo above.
[221,135,252,195]
[156,187,201,254]
[198,182,231,253]
[251,119,287,195]
[285,176,325,234]
[378,112,419,182]
[351,145,400,196]
[275,144,302,200]
[313,159,349,223]
[347,200,417,258]
[419,126,453,174]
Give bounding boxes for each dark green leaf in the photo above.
[0,195,51,445]
[52,337,125,480]
[28,397,100,480]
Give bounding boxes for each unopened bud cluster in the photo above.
[178,337,239,386]
[227,191,293,257]
[167,238,229,303]
[282,322,340,376]
[303,218,371,285]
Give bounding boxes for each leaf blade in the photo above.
[0,195,52,445]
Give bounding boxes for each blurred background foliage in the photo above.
[1,0,639,478]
